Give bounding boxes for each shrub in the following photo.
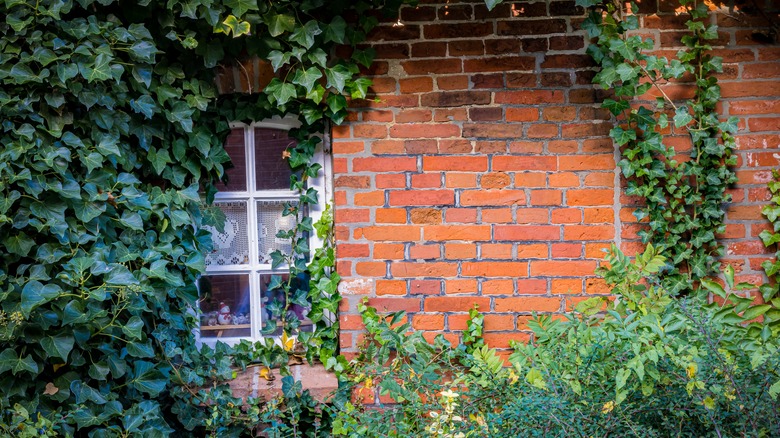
[334,245,780,437]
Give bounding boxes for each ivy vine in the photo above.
[579,0,739,294]
[0,0,402,434]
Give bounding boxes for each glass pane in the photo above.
[256,200,299,264]
[199,274,251,338]
[254,127,295,190]
[205,201,250,266]
[260,274,313,335]
[219,128,248,192]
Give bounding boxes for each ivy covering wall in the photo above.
[0,0,402,434]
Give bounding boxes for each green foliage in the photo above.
[0,0,403,434]
[582,0,738,294]
[335,246,780,436]
[760,171,780,307]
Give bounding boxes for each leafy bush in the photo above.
[334,245,780,437]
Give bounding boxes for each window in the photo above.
[197,117,330,345]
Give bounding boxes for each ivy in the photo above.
[579,0,738,294]
[0,0,404,434]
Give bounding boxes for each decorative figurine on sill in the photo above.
[206,312,218,327]
[218,302,232,325]
[232,313,249,325]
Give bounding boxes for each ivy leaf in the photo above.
[224,0,258,17]
[267,13,296,37]
[41,336,75,361]
[325,64,352,94]
[106,264,139,285]
[291,67,322,93]
[323,16,346,44]
[0,349,39,375]
[130,95,157,119]
[122,316,145,340]
[610,127,637,146]
[81,54,113,83]
[21,280,61,316]
[267,50,292,71]
[616,63,637,81]
[119,211,144,231]
[4,232,36,256]
[289,20,322,49]
[673,106,693,128]
[602,98,629,116]
[129,41,157,63]
[351,48,375,69]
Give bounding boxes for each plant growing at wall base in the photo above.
[579,0,738,294]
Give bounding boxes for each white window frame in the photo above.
[197,115,331,347]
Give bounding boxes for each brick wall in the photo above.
[332,0,780,355]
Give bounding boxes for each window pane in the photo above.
[219,128,248,192]
[205,201,250,266]
[260,274,313,335]
[254,127,295,190]
[256,200,297,264]
[199,274,251,338]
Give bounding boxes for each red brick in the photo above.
[399,77,433,93]
[401,59,462,75]
[445,243,477,259]
[482,208,513,223]
[425,225,492,241]
[551,208,581,224]
[481,243,513,259]
[497,19,566,35]
[354,191,385,206]
[353,157,417,172]
[410,244,441,260]
[493,156,557,171]
[445,279,478,294]
[506,107,540,122]
[483,333,531,349]
[559,154,615,171]
[335,176,371,188]
[483,279,516,295]
[425,297,491,312]
[552,243,582,258]
[530,260,598,276]
[333,141,366,154]
[391,262,458,277]
[463,123,524,138]
[367,298,421,313]
[495,225,560,241]
[376,280,407,296]
[413,314,445,330]
[495,90,565,104]
[423,156,488,172]
[567,189,614,206]
[494,297,561,312]
[425,22,493,39]
[359,226,420,241]
[389,124,461,138]
[376,174,406,189]
[389,190,454,206]
[517,243,549,258]
[374,243,405,259]
[356,261,386,276]
[411,280,441,295]
[530,189,563,206]
[396,109,433,123]
[460,190,526,206]
[446,208,478,223]
[464,56,535,72]
[449,40,484,56]
[336,208,370,223]
[563,225,615,241]
[411,173,442,188]
[446,173,478,188]
[411,208,443,224]
[338,244,370,258]
[462,262,528,277]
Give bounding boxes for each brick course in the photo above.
[331,0,779,355]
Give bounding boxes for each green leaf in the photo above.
[21,280,61,315]
[4,232,36,256]
[484,0,503,11]
[0,349,39,375]
[323,16,346,44]
[106,264,139,285]
[41,335,75,360]
[289,20,322,49]
[81,53,114,83]
[224,0,258,16]
[325,64,352,94]
[610,127,637,146]
[291,67,322,93]
[129,41,157,63]
[122,316,145,340]
[131,361,167,396]
[742,305,771,321]
[267,13,296,37]
[673,106,693,128]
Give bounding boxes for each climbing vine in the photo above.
[579,0,738,294]
[0,0,404,434]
